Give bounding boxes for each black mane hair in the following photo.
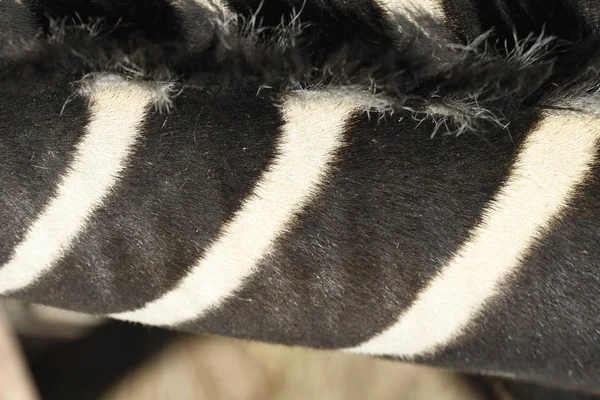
[2,0,600,135]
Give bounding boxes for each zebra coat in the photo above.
[2,0,600,393]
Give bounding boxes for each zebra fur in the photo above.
[2,0,600,393]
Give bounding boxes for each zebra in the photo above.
[2,0,600,396]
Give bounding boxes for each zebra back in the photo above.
[2,0,600,391]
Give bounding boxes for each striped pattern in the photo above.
[112,92,359,325]
[2,72,599,357]
[0,76,154,294]
[4,0,600,390]
[349,114,600,357]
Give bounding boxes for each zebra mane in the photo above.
[5,1,600,395]
[3,2,600,136]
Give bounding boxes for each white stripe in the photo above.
[0,77,154,294]
[376,0,444,20]
[112,92,358,326]
[170,0,231,16]
[348,113,600,357]
[188,0,230,14]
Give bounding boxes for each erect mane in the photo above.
[2,1,600,135]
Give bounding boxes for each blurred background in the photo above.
[0,299,489,400]
[4,300,600,400]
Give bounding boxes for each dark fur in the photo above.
[428,156,600,391]
[1,0,600,133]
[188,106,537,348]
[4,0,600,398]
[15,89,281,312]
[0,75,87,265]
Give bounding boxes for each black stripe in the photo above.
[226,0,395,46]
[441,0,591,45]
[24,0,181,41]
